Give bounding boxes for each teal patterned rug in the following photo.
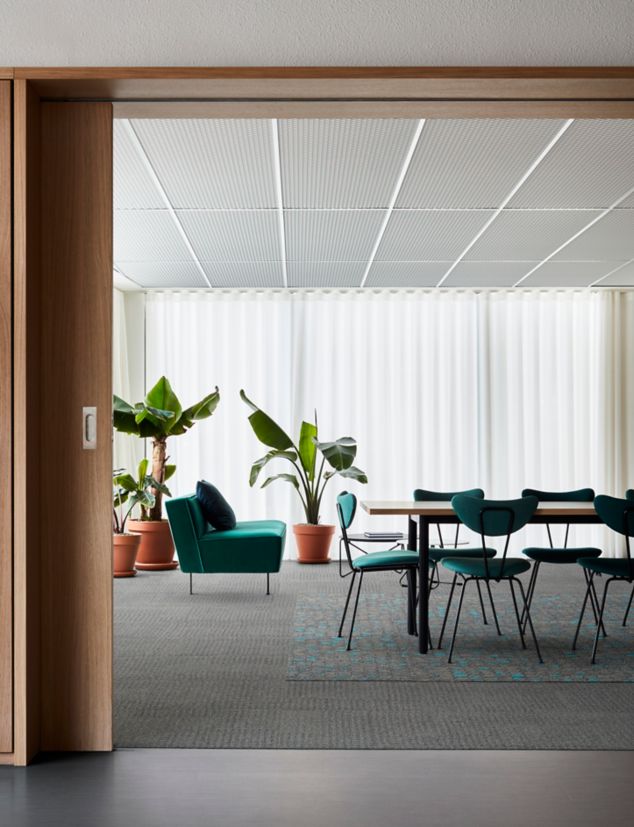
[287,590,634,682]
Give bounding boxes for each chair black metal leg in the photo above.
[437,573,458,650]
[475,579,488,625]
[623,584,634,627]
[584,569,607,637]
[515,577,543,663]
[521,561,540,633]
[428,563,438,595]
[406,568,417,636]
[509,578,526,650]
[447,577,468,664]
[189,573,193,595]
[485,580,502,636]
[346,571,364,651]
[338,571,356,638]
[591,577,613,665]
[266,572,270,595]
[572,573,593,651]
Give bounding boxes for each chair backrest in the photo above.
[413,488,484,548]
[594,495,634,578]
[451,494,539,580]
[521,488,594,548]
[165,495,207,573]
[336,491,357,568]
[626,489,634,501]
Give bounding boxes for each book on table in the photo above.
[363,531,404,539]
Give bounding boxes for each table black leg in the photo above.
[418,515,430,654]
[407,516,417,551]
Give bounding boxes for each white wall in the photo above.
[1,1,633,66]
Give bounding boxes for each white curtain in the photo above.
[116,289,634,558]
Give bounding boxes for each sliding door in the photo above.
[0,82,12,754]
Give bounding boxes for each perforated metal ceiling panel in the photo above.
[598,260,634,286]
[375,210,494,261]
[467,210,599,261]
[201,262,285,288]
[551,210,634,262]
[396,120,565,209]
[115,261,209,288]
[442,261,538,288]
[508,120,634,209]
[279,119,419,208]
[131,119,278,208]
[114,210,194,261]
[285,210,385,261]
[176,210,281,261]
[287,262,367,288]
[364,261,450,287]
[520,261,616,287]
[113,121,165,209]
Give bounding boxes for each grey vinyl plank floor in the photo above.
[1,749,633,827]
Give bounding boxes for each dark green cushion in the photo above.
[578,557,634,578]
[353,549,419,570]
[429,546,496,563]
[198,520,286,573]
[196,480,236,531]
[522,547,601,564]
[442,557,531,578]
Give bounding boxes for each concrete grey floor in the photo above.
[1,749,632,827]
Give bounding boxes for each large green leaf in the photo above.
[249,449,297,487]
[337,465,368,484]
[137,458,149,481]
[181,387,220,423]
[261,473,300,491]
[163,464,176,482]
[298,420,318,480]
[240,390,294,451]
[113,473,137,492]
[113,395,141,435]
[315,437,357,470]
[145,376,182,435]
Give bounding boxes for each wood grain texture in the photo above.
[0,82,11,755]
[10,66,634,102]
[361,501,599,517]
[39,102,113,751]
[13,79,42,766]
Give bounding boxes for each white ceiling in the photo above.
[114,118,634,290]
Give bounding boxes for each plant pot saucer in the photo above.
[297,558,331,564]
[135,561,179,571]
[114,570,137,578]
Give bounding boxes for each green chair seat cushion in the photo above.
[196,520,286,573]
[441,557,531,578]
[578,557,634,578]
[353,549,419,570]
[522,547,602,564]
[429,546,496,563]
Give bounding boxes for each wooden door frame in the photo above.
[8,66,634,765]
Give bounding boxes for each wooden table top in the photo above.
[360,500,598,517]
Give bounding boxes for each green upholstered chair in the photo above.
[520,488,603,635]
[413,488,498,649]
[165,494,286,595]
[441,494,543,664]
[337,491,420,650]
[573,495,634,663]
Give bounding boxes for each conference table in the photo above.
[360,500,602,654]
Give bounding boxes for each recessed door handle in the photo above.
[83,406,97,449]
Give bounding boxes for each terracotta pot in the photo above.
[293,523,335,564]
[127,519,178,570]
[113,533,141,578]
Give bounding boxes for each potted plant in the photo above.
[113,376,220,569]
[112,461,168,577]
[240,390,367,563]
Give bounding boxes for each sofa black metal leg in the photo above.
[189,573,193,595]
[266,573,270,595]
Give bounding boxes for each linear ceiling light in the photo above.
[122,120,212,288]
[359,119,426,288]
[271,119,288,288]
[436,119,575,287]
[513,183,634,286]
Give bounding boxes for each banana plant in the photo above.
[112,460,173,534]
[113,376,220,520]
[240,390,367,525]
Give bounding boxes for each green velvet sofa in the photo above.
[165,494,286,595]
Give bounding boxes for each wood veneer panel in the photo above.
[13,79,41,766]
[0,82,11,755]
[39,102,113,751]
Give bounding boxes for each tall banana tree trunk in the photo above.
[149,436,168,520]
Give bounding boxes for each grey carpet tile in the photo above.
[114,561,634,749]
